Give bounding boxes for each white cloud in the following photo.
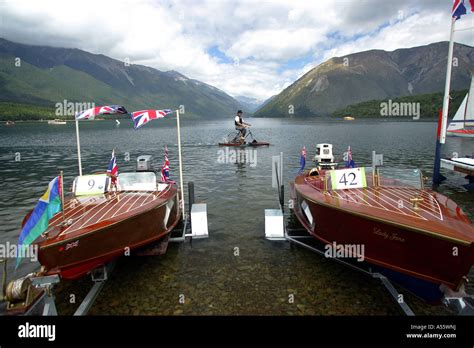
[0,0,472,101]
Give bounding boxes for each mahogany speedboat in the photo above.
[24,170,181,280]
[290,146,474,303]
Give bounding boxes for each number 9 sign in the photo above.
[330,167,367,190]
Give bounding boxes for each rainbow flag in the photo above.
[16,176,62,267]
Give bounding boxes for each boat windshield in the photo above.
[117,172,157,191]
[377,167,423,189]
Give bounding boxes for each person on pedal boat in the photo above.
[234,110,251,142]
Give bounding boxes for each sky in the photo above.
[0,0,473,102]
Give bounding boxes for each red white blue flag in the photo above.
[107,149,118,184]
[299,146,306,173]
[161,146,173,183]
[452,0,474,20]
[131,109,173,129]
[346,146,355,168]
[75,105,128,120]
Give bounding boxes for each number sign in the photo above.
[74,174,109,196]
[330,168,367,190]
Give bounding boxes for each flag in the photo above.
[452,0,474,20]
[346,146,355,168]
[107,150,118,185]
[131,109,173,129]
[75,105,128,120]
[299,146,306,173]
[161,146,172,183]
[17,177,62,268]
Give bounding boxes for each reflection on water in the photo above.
[0,118,473,315]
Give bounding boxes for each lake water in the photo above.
[0,118,473,315]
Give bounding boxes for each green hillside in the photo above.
[332,89,469,119]
[254,42,473,118]
[0,38,242,120]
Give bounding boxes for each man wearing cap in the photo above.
[234,110,251,143]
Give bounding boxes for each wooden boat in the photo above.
[447,76,473,138]
[290,151,474,303]
[47,119,67,125]
[25,172,181,280]
[344,116,355,121]
[5,121,15,126]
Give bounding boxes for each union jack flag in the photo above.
[107,149,118,185]
[452,0,474,20]
[299,146,306,173]
[161,146,173,183]
[75,105,128,120]
[131,109,173,129]
[346,146,355,168]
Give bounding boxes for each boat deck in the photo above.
[297,174,474,245]
[40,185,174,244]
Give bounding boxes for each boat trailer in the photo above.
[1,182,208,316]
[265,153,474,316]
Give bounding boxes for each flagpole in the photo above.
[75,118,83,176]
[60,170,65,220]
[176,109,185,220]
[440,17,456,144]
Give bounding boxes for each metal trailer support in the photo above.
[26,263,116,316]
[443,297,474,315]
[169,182,209,242]
[29,274,61,316]
[265,209,285,240]
[73,262,115,316]
[281,230,415,316]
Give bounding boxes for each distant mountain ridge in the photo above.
[254,42,474,117]
[0,38,242,119]
[235,96,263,113]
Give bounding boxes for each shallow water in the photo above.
[0,118,473,315]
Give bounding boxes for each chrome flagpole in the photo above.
[176,109,185,220]
[75,117,83,176]
[440,17,456,144]
[433,16,456,185]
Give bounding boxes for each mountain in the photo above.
[235,96,263,113]
[254,42,474,117]
[0,38,242,119]
[259,95,277,109]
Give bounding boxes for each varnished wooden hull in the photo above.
[35,185,181,280]
[290,174,474,302]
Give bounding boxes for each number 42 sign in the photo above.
[330,167,367,190]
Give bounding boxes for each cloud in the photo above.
[0,0,472,101]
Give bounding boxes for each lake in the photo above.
[0,117,473,315]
